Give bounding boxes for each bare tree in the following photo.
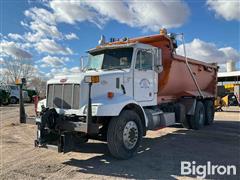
[29,77,47,98]
[1,43,33,83]
[4,56,34,83]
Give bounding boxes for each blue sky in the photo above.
[0,0,239,78]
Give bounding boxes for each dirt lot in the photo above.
[0,105,239,179]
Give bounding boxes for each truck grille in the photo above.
[47,84,80,109]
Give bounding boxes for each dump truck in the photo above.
[35,29,218,159]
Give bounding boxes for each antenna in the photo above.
[80,56,84,72]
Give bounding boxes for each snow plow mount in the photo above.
[34,108,99,153]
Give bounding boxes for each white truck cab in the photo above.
[9,85,30,104]
[36,43,164,159]
[42,43,160,117]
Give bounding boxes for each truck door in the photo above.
[134,49,155,102]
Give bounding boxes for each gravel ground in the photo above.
[0,104,239,180]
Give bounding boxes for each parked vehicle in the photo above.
[35,29,218,159]
[23,89,38,103]
[0,89,10,106]
[8,85,30,104]
[214,85,240,111]
[0,82,10,106]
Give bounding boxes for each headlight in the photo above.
[84,105,98,115]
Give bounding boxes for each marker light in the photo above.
[84,75,100,83]
[107,92,114,99]
[15,79,21,85]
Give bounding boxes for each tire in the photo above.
[204,100,215,125]
[107,110,143,159]
[0,97,9,106]
[2,100,9,106]
[189,101,205,130]
[10,96,18,104]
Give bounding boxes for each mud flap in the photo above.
[58,133,75,153]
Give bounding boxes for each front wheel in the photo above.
[107,110,143,159]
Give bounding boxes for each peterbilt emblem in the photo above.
[140,79,150,89]
[60,78,67,83]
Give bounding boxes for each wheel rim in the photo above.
[123,121,139,150]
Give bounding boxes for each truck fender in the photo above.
[91,94,149,130]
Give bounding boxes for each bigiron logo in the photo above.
[181,161,237,178]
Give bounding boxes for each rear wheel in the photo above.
[204,100,215,125]
[189,101,205,130]
[107,110,143,159]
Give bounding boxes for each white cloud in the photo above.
[20,21,29,27]
[65,33,79,40]
[70,66,80,73]
[23,7,63,44]
[29,21,62,39]
[49,1,104,28]
[24,7,56,25]
[22,6,74,56]
[45,66,80,78]
[0,57,4,64]
[176,38,240,64]
[35,39,73,55]
[127,1,190,30]
[8,33,24,41]
[21,42,32,49]
[25,32,43,42]
[23,19,62,42]
[0,41,32,59]
[41,55,69,67]
[83,1,133,26]
[51,66,80,74]
[207,0,240,21]
[219,47,240,61]
[49,0,190,31]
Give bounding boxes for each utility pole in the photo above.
[17,78,26,123]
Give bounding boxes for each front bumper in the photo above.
[35,108,99,153]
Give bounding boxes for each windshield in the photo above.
[86,48,133,70]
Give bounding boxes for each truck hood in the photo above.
[47,70,127,84]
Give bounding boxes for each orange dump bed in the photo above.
[107,34,218,103]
